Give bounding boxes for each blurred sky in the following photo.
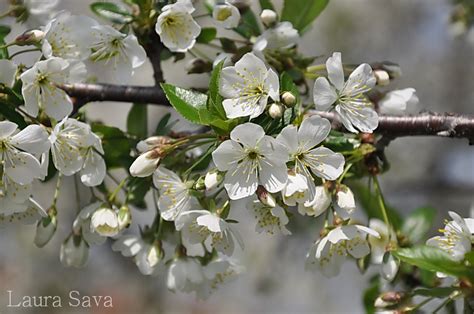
[0,0,473,313]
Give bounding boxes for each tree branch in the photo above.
[60,83,474,143]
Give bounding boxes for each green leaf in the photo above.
[161,83,210,125]
[402,206,436,244]
[234,9,261,38]
[413,287,457,298]
[219,38,238,53]
[155,113,173,135]
[127,103,148,138]
[259,0,275,11]
[91,123,133,169]
[0,25,11,59]
[0,100,27,128]
[126,177,152,208]
[350,182,403,230]
[207,61,226,120]
[196,27,217,44]
[393,246,474,280]
[90,2,133,24]
[281,0,329,33]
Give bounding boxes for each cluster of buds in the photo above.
[130,136,172,177]
[267,91,296,119]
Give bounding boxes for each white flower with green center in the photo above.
[212,123,288,200]
[0,60,18,88]
[155,0,201,52]
[42,13,99,60]
[219,52,279,119]
[90,206,120,237]
[247,200,291,235]
[378,88,419,115]
[87,25,146,84]
[276,115,344,202]
[313,52,378,133]
[426,211,474,261]
[153,166,195,221]
[21,57,86,120]
[213,2,240,29]
[253,21,299,52]
[49,118,106,186]
[305,224,379,277]
[175,210,244,256]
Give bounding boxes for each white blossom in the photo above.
[153,166,195,221]
[90,206,120,237]
[247,200,291,235]
[426,211,474,261]
[313,52,378,133]
[49,118,106,186]
[219,53,279,119]
[378,88,419,115]
[212,123,288,200]
[0,60,18,88]
[87,25,147,84]
[155,0,201,52]
[112,235,163,275]
[213,2,240,29]
[306,224,379,277]
[74,202,106,245]
[276,115,344,201]
[0,199,46,226]
[335,185,356,218]
[21,57,86,120]
[175,210,243,255]
[167,257,206,293]
[253,22,298,52]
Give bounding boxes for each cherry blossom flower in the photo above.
[378,88,419,115]
[212,123,288,200]
[175,210,244,256]
[153,166,195,221]
[313,52,378,133]
[306,224,379,277]
[74,202,106,246]
[90,206,120,237]
[276,115,344,201]
[212,2,240,29]
[112,235,163,275]
[253,22,299,52]
[155,0,201,52]
[0,200,46,226]
[167,256,206,293]
[0,60,18,88]
[247,200,291,235]
[87,25,146,84]
[426,211,474,261]
[219,53,279,119]
[49,118,105,186]
[21,57,86,120]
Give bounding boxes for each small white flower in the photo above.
[276,115,344,201]
[294,184,333,217]
[153,166,195,221]
[212,123,288,200]
[21,57,86,120]
[219,53,279,119]
[112,235,163,275]
[247,200,291,235]
[90,207,120,237]
[378,88,419,115]
[74,202,106,245]
[87,25,147,84]
[155,0,201,52]
[253,22,298,52]
[42,13,99,60]
[49,118,106,186]
[305,224,379,277]
[60,234,89,268]
[175,210,244,256]
[313,52,378,133]
[213,2,240,29]
[335,185,356,218]
[426,211,474,261]
[167,256,206,293]
[0,60,18,88]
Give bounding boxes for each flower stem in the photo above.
[9,48,41,59]
[372,175,391,236]
[52,174,62,207]
[108,177,127,203]
[337,163,353,183]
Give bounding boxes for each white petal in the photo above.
[0,121,18,139]
[342,63,376,97]
[212,140,245,171]
[326,52,344,91]
[223,161,258,200]
[259,159,288,193]
[276,125,299,155]
[336,103,379,134]
[80,150,106,187]
[11,125,50,154]
[230,123,265,148]
[306,147,345,180]
[313,77,338,111]
[0,60,18,88]
[5,151,42,184]
[298,116,331,150]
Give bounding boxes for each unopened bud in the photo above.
[186,58,212,74]
[60,234,89,268]
[204,170,223,190]
[136,136,171,153]
[281,91,297,107]
[260,9,278,27]
[378,62,402,79]
[90,207,120,237]
[129,150,161,177]
[194,176,206,190]
[117,205,132,230]
[374,69,390,86]
[147,240,164,268]
[15,29,45,46]
[257,186,276,207]
[34,209,57,248]
[268,103,285,119]
[374,291,407,308]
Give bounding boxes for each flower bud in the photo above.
[15,29,45,46]
[117,205,132,230]
[186,58,212,74]
[204,170,223,190]
[336,185,356,216]
[34,210,57,248]
[257,186,276,207]
[374,69,390,86]
[129,150,161,177]
[146,241,164,268]
[260,9,278,27]
[60,234,89,268]
[90,207,120,237]
[281,91,297,107]
[194,176,206,190]
[374,291,407,308]
[381,253,399,282]
[268,103,285,119]
[136,136,171,153]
